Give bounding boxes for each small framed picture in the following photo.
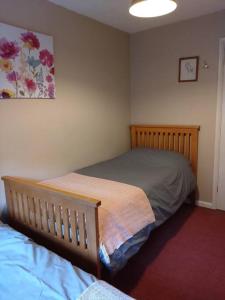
[178,56,199,82]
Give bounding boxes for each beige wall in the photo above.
[130,10,225,203]
[1,1,224,216]
[0,0,130,217]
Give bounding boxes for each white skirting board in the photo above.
[196,201,214,209]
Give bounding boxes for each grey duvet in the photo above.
[77,149,196,227]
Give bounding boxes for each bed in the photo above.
[0,221,133,300]
[2,125,200,277]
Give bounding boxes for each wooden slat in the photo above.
[55,205,63,239]
[179,133,184,153]
[75,211,79,245]
[48,203,56,235]
[12,191,19,220]
[28,196,36,227]
[83,215,88,249]
[144,131,149,147]
[154,133,159,148]
[141,131,145,147]
[22,194,30,225]
[4,184,14,220]
[40,200,49,232]
[85,207,101,278]
[164,132,169,149]
[137,130,141,147]
[70,210,78,245]
[150,132,154,148]
[159,133,164,150]
[34,197,42,230]
[174,133,179,152]
[62,207,70,242]
[169,133,174,151]
[17,192,24,221]
[190,130,199,175]
[184,133,190,159]
[78,211,86,249]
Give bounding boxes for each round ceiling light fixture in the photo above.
[129,0,177,18]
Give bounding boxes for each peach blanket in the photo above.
[40,173,155,256]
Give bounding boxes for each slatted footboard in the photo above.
[2,176,101,277]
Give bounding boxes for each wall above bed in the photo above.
[130,10,225,205]
[0,0,130,218]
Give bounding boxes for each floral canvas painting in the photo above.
[0,22,55,99]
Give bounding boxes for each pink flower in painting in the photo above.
[7,71,20,82]
[0,38,20,59]
[25,78,37,93]
[48,83,55,98]
[21,32,40,50]
[46,74,53,83]
[39,49,53,68]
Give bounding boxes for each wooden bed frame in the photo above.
[2,125,200,278]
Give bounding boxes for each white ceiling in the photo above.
[48,0,225,33]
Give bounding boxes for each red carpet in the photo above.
[111,205,225,300]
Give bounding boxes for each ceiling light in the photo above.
[129,0,177,18]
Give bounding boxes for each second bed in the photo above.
[2,124,200,276]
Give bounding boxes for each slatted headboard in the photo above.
[130,125,200,176]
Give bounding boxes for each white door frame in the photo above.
[213,37,225,209]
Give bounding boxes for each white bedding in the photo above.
[78,280,135,300]
[0,223,134,300]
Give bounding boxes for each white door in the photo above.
[216,39,225,211]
